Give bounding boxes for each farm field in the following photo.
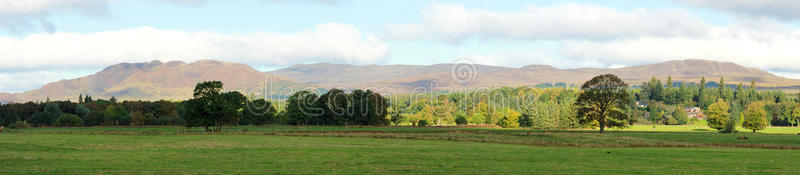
[3,125,800,174]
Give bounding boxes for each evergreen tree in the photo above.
[749,80,758,101]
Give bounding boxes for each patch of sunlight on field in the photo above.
[605,123,800,134]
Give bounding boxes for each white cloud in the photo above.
[559,20,800,75]
[0,22,388,71]
[390,2,800,78]
[0,0,112,33]
[0,69,98,93]
[675,0,800,21]
[387,2,708,43]
[770,71,800,80]
[0,0,215,33]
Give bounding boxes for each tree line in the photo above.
[1,76,798,132]
[0,81,390,131]
[635,76,800,128]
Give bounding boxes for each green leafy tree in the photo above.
[575,74,631,133]
[215,91,247,130]
[642,77,664,102]
[54,114,84,127]
[792,106,800,127]
[30,103,63,126]
[742,103,768,133]
[85,111,104,126]
[672,106,689,125]
[695,77,710,108]
[706,99,730,130]
[130,111,145,126]
[75,104,90,119]
[316,89,349,125]
[285,90,320,125]
[241,99,276,126]
[184,81,246,132]
[103,105,128,125]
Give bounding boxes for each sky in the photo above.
[1,0,800,92]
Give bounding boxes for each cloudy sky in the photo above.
[1,0,800,92]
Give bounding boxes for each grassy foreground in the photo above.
[2,134,800,174]
[2,125,800,174]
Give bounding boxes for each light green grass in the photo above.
[607,124,800,134]
[2,134,800,174]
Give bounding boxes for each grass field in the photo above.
[2,125,800,174]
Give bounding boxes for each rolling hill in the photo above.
[1,60,305,103]
[269,59,800,91]
[2,59,798,103]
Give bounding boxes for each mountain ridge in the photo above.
[2,60,305,103]
[2,59,798,103]
[269,59,800,91]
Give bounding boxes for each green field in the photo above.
[2,125,800,174]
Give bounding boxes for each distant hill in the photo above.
[269,59,800,91]
[2,60,305,103]
[2,59,799,103]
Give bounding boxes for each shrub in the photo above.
[518,114,533,128]
[497,109,521,128]
[390,113,404,126]
[10,120,30,129]
[469,113,485,124]
[169,117,186,125]
[417,120,429,127]
[151,117,186,125]
[672,106,689,125]
[665,117,679,125]
[54,114,84,127]
[455,116,468,125]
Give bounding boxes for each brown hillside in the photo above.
[7,60,305,102]
[270,59,800,92]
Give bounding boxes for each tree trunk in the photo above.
[598,109,607,134]
[600,122,606,134]
[599,119,606,134]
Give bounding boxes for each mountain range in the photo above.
[2,59,798,103]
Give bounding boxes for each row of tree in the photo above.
[636,76,800,127]
[2,76,798,133]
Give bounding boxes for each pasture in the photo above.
[2,125,800,174]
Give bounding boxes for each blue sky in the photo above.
[1,0,800,92]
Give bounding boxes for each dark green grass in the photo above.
[2,134,800,174]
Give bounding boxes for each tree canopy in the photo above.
[184,81,246,132]
[575,74,631,133]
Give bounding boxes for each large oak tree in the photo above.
[184,81,246,132]
[575,74,631,133]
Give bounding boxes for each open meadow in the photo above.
[3,125,800,174]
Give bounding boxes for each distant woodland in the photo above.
[1,75,797,133]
